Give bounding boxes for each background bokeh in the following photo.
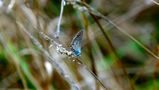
[0,0,159,90]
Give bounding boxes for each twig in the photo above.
[33,20,108,89]
[16,21,80,90]
[80,12,100,90]
[56,0,65,38]
[152,0,159,5]
[66,0,159,61]
[72,57,109,90]
[91,13,135,90]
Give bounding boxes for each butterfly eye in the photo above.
[71,30,83,57]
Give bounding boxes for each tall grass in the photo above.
[0,0,159,90]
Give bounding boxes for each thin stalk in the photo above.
[152,0,159,5]
[69,0,159,61]
[80,13,99,90]
[74,58,109,90]
[16,22,79,90]
[85,66,108,90]
[25,14,107,89]
[90,14,119,59]
[90,14,135,90]
[56,0,65,38]
[22,11,108,89]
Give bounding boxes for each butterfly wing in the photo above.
[71,30,83,56]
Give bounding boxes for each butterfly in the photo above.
[71,30,84,57]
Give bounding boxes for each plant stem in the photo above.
[90,13,134,90]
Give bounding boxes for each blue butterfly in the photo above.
[71,30,84,57]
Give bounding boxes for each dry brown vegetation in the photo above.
[0,0,159,90]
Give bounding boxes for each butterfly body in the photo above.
[71,30,83,57]
[72,48,81,56]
